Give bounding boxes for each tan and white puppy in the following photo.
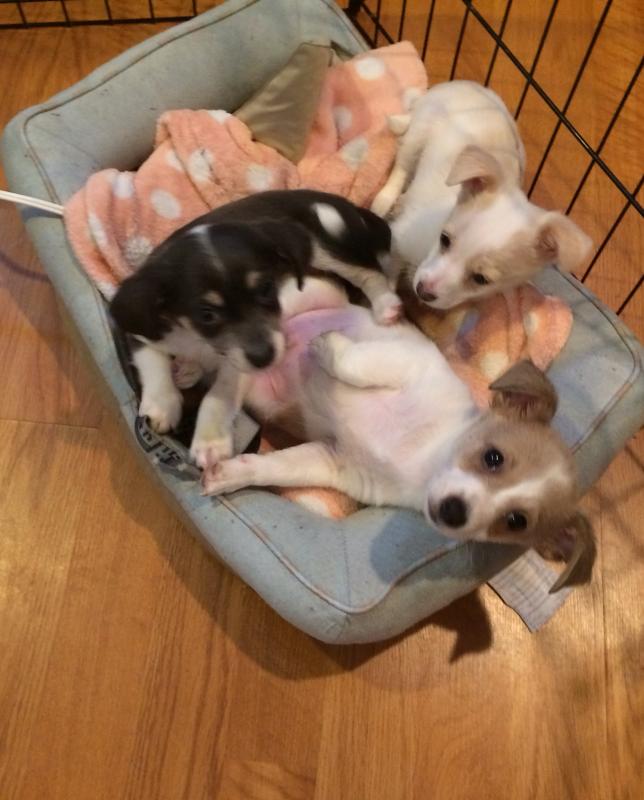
[371,80,592,309]
[203,278,595,592]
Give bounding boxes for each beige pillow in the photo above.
[236,42,333,163]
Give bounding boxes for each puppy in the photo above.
[371,80,592,309]
[203,278,595,592]
[110,190,399,467]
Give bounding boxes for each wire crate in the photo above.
[1,0,641,317]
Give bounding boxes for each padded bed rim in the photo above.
[9,0,368,203]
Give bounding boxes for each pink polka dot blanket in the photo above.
[63,41,572,519]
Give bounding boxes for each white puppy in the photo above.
[202,278,595,592]
[372,80,592,309]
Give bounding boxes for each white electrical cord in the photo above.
[0,189,64,216]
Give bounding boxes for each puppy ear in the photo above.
[257,221,311,290]
[356,206,392,256]
[533,511,597,593]
[109,271,167,340]
[489,359,558,424]
[534,212,593,273]
[446,145,504,197]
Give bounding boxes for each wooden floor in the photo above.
[0,4,642,799]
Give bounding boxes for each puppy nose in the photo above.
[438,496,468,528]
[415,282,437,304]
[245,340,275,369]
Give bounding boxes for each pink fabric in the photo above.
[407,285,574,407]
[63,43,428,297]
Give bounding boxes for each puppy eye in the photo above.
[439,231,451,252]
[472,273,490,286]
[198,306,221,325]
[506,511,528,531]
[255,278,276,302]
[483,448,504,471]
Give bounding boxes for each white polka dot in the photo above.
[403,87,423,111]
[165,149,183,171]
[333,105,353,134]
[313,203,346,237]
[150,189,182,219]
[340,136,369,169]
[246,164,273,192]
[523,310,539,336]
[479,350,510,380]
[208,109,230,123]
[88,212,107,247]
[124,235,153,268]
[110,172,134,199]
[187,147,215,183]
[355,56,386,80]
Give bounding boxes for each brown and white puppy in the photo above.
[202,278,595,591]
[371,80,592,309]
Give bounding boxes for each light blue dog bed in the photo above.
[2,0,643,643]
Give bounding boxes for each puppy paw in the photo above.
[172,358,204,389]
[311,331,350,374]
[190,433,234,471]
[373,292,403,325]
[139,387,183,434]
[201,456,253,496]
[370,191,396,218]
[387,113,411,135]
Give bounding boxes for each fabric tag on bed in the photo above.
[487,550,572,631]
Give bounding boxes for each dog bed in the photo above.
[3,0,644,643]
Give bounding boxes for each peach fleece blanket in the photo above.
[64,42,428,298]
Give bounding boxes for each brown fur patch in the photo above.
[203,290,224,306]
[245,271,262,289]
[464,227,545,285]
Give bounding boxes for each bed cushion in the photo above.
[3,0,643,643]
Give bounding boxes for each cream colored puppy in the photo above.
[372,80,592,309]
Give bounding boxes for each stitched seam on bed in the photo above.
[556,269,644,454]
[216,493,465,615]
[17,0,262,202]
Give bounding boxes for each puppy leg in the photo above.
[133,345,183,434]
[190,362,251,469]
[172,357,204,389]
[370,126,425,217]
[202,442,345,496]
[370,166,410,218]
[311,332,418,389]
[328,263,403,325]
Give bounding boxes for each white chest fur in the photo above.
[137,324,222,372]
